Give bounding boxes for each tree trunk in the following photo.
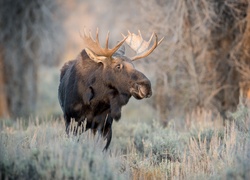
[3,48,38,118]
[0,49,9,117]
[240,6,250,104]
[155,74,168,126]
[0,0,64,119]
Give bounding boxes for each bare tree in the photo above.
[0,49,9,117]
[0,0,65,118]
[131,0,249,125]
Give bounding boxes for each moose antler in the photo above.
[122,30,164,61]
[81,28,128,57]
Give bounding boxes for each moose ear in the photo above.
[85,48,107,63]
[113,44,125,56]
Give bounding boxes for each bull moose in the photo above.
[58,29,163,150]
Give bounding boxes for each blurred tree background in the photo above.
[0,0,65,118]
[0,0,250,126]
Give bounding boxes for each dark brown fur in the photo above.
[58,48,152,150]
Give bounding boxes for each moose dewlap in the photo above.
[58,29,163,150]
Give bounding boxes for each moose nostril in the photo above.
[131,74,138,81]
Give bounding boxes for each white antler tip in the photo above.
[158,37,164,45]
[138,30,142,37]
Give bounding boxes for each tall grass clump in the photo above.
[118,105,250,180]
[0,118,129,180]
[133,122,182,163]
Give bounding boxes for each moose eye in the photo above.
[116,64,123,70]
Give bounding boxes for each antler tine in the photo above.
[83,28,87,37]
[81,28,128,57]
[111,35,128,54]
[105,31,110,49]
[148,32,154,44]
[79,29,84,40]
[138,30,142,38]
[88,29,91,38]
[88,29,95,43]
[121,33,126,38]
[138,30,144,45]
[158,37,164,45]
[95,28,100,47]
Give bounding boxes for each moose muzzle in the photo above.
[130,79,152,99]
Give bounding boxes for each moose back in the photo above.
[58,29,163,150]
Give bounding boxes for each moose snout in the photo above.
[130,80,152,99]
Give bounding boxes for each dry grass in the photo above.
[0,118,129,179]
[0,105,249,179]
[123,107,250,180]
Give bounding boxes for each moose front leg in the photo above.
[98,112,113,151]
[91,111,113,151]
[100,114,113,151]
[64,114,71,136]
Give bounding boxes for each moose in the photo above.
[58,29,163,150]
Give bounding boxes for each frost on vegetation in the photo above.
[0,108,250,179]
[133,122,182,163]
[0,119,128,180]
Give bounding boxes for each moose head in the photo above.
[81,29,163,102]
